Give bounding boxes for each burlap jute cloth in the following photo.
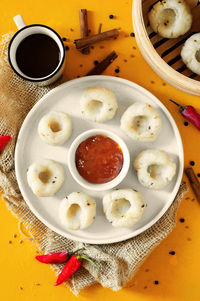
[0,33,188,295]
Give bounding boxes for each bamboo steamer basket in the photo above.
[133,0,200,95]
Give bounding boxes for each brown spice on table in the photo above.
[19,286,23,290]
[79,9,90,54]
[8,240,12,244]
[74,29,119,49]
[98,23,102,34]
[185,167,200,203]
[13,234,17,238]
[19,240,24,244]
[86,51,118,76]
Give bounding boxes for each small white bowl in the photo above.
[67,129,130,191]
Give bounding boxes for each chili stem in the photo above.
[68,247,85,256]
[169,99,185,111]
[77,255,100,269]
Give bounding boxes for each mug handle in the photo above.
[13,14,26,30]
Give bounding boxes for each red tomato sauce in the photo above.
[75,135,124,184]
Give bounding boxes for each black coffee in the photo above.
[16,33,60,78]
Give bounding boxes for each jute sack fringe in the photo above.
[0,33,188,295]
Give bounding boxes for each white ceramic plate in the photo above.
[15,76,184,244]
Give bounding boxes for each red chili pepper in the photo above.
[36,252,68,264]
[0,135,12,151]
[55,254,100,286]
[35,248,84,264]
[169,99,200,131]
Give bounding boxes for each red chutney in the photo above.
[75,135,124,184]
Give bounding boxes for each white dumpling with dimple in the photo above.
[181,33,200,76]
[59,192,96,230]
[120,102,162,141]
[80,87,118,123]
[38,111,72,145]
[103,189,146,228]
[27,159,65,197]
[134,149,176,190]
[148,0,192,39]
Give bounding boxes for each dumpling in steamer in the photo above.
[27,159,65,196]
[80,87,118,123]
[181,33,200,76]
[103,189,146,228]
[134,149,176,190]
[148,0,192,39]
[120,102,162,142]
[59,192,96,230]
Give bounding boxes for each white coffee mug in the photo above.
[8,15,66,86]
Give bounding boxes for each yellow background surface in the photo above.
[0,0,200,300]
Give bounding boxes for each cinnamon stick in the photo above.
[79,9,90,54]
[185,167,200,203]
[87,51,118,76]
[75,29,119,49]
